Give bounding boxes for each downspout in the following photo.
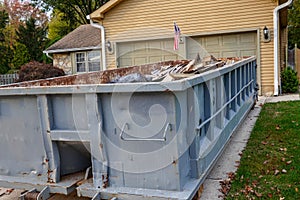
[44,51,53,60]
[86,15,107,71]
[273,0,293,96]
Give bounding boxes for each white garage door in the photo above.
[117,32,257,67]
[117,39,179,67]
[187,32,257,59]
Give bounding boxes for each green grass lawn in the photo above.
[226,101,300,200]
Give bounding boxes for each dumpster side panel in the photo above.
[99,92,183,191]
[0,96,48,181]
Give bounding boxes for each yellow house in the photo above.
[87,0,292,96]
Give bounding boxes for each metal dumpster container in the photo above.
[0,56,257,199]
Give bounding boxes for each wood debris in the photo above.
[111,54,243,83]
[152,53,225,82]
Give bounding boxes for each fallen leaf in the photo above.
[276,125,281,130]
[274,169,280,176]
[282,169,287,173]
[252,180,258,187]
[268,193,273,198]
[280,197,285,200]
[245,185,253,193]
[286,160,292,165]
[261,141,268,145]
[255,190,262,197]
[296,188,299,192]
[263,160,269,165]
[281,157,286,162]
[279,147,287,152]
[271,187,275,191]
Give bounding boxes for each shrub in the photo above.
[281,67,299,93]
[18,61,65,82]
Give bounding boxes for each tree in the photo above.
[32,0,110,33]
[3,0,49,47]
[288,0,300,47]
[16,17,48,62]
[4,0,48,28]
[0,9,8,42]
[0,7,12,74]
[47,10,70,40]
[11,42,31,71]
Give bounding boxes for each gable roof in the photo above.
[90,0,125,21]
[44,24,101,54]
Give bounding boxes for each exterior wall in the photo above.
[53,53,73,75]
[94,0,280,95]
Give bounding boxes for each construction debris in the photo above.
[112,53,234,83]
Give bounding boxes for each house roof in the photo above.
[44,24,101,53]
[90,0,125,21]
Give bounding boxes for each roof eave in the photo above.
[44,46,101,54]
[90,0,125,20]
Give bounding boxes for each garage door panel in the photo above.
[134,57,147,65]
[164,55,178,61]
[222,51,239,58]
[118,44,133,55]
[119,58,132,67]
[117,39,178,67]
[189,32,257,59]
[134,42,147,50]
[131,49,148,56]
[240,34,256,44]
[241,50,256,57]
[149,56,163,63]
[149,41,162,49]
[222,35,239,45]
[164,40,175,51]
[205,36,221,47]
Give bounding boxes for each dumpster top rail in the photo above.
[0,56,256,95]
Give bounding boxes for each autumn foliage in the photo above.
[17,61,65,82]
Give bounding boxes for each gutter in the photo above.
[87,15,107,71]
[45,52,53,60]
[273,0,293,96]
[43,46,101,54]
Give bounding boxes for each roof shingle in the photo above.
[45,24,101,53]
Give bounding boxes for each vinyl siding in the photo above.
[101,0,277,38]
[93,0,281,95]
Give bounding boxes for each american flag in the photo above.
[174,22,180,50]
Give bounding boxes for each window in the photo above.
[75,50,101,72]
